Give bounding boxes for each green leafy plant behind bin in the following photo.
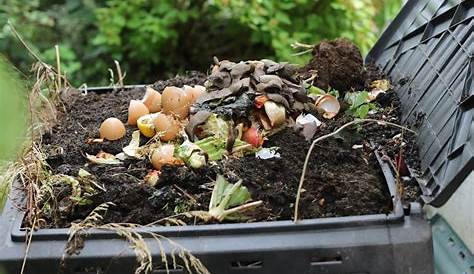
[1,0,401,86]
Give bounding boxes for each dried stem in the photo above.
[8,21,70,88]
[222,200,263,216]
[8,20,44,63]
[64,203,210,274]
[293,119,416,222]
[20,216,36,274]
[114,60,124,88]
[55,45,61,90]
[394,130,405,205]
[290,41,315,49]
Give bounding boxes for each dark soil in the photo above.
[38,68,420,229]
[302,38,366,93]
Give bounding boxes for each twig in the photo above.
[222,200,262,216]
[291,48,313,56]
[293,118,416,222]
[173,185,199,205]
[290,41,315,50]
[20,216,36,274]
[8,21,71,88]
[55,45,61,90]
[395,130,405,205]
[291,41,315,56]
[8,20,44,63]
[145,213,188,226]
[114,60,124,88]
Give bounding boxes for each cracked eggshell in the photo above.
[142,87,162,113]
[99,117,126,141]
[128,100,150,125]
[162,86,191,119]
[314,94,340,119]
[153,113,181,141]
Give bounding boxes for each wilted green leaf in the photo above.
[227,185,251,208]
[345,91,377,119]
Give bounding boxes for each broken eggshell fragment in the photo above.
[294,113,322,140]
[184,85,206,104]
[128,100,150,126]
[153,113,181,141]
[314,94,340,119]
[142,87,162,113]
[144,170,160,187]
[161,86,191,119]
[99,117,126,141]
[151,144,179,170]
[86,151,122,165]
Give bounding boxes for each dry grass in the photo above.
[64,203,210,274]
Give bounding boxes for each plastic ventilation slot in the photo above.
[310,255,343,266]
[152,264,184,273]
[230,260,263,269]
[73,266,104,274]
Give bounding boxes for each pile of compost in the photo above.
[38,39,420,228]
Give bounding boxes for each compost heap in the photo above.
[39,38,419,228]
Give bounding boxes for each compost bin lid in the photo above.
[366,0,473,207]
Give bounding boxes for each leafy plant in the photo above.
[1,0,402,86]
[189,175,262,222]
[345,91,377,119]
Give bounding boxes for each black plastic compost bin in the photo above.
[1,0,472,273]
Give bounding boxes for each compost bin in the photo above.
[1,0,472,273]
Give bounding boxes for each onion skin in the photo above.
[128,100,150,125]
[151,144,176,170]
[242,127,263,147]
[153,113,181,141]
[142,87,162,113]
[99,117,126,141]
[162,86,191,119]
[263,101,286,127]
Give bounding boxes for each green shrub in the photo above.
[0,0,401,86]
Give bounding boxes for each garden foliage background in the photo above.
[1,0,401,87]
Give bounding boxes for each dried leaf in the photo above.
[78,168,92,177]
[123,130,144,159]
[86,151,121,165]
[370,79,391,92]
